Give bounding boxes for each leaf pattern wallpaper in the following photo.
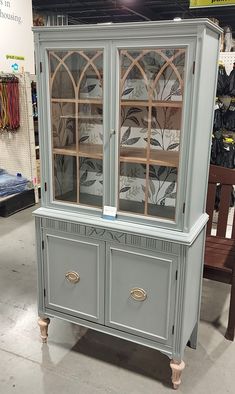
[79,158,103,199]
[52,102,76,149]
[119,104,180,210]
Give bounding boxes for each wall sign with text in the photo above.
[190,0,235,7]
[0,0,34,73]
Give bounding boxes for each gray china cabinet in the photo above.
[33,20,221,389]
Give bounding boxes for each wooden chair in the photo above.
[204,164,235,341]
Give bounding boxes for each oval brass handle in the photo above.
[130,287,147,301]
[65,271,80,284]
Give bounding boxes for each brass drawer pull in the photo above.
[130,287,147,301]
[65,271,80,284]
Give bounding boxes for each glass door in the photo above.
[48,49,104,208]
[117,47,186,221]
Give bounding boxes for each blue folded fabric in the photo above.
[0,170,29,197]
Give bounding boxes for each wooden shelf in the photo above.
[150,150,179,167]
[53,145,178,166]
[79,144,103,159]
[53,145,77,156]
[152,100,182,108]
[51,98,102,105]
[78,98,102,104]
[60,114,102,120]
[121,99,182,108]
[120,147,179,167]
[53,143,103,159]
[51,98,181,108]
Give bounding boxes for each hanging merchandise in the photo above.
[211,130,225,166]
[227,65,235,96]
[216,63,229,96]
[211,61,235,170]
[0,75,20,132]
[31,81,38,118]
[213,100,226,130]
[223,137,235,168]
[223,100,235,130]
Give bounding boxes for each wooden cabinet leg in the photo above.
[170,359,185,390]
[38,317,50,343]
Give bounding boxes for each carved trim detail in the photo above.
[41,218,179,253]
[58,221,67,232]
[126,234,142,246]
[46,219,55,228]
[145,238,157,249]
[162,241,173,253]
[71,223,80,233]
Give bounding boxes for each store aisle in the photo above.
[0,206,234,394]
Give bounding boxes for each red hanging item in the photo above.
[0,75,20,132]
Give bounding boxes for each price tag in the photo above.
[103,205,117,220]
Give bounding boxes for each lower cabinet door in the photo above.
[106,243,177,344]
[43,230,105,324]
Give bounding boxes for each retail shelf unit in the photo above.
[33,20,221,389]
[0,72,39,203]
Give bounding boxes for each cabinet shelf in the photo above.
[51,98,181,108]
[120,147,179,167]
[121,99,182,108]
[53,143,103,159]
[60,114,103,120]
[79,144,103,159]
[53,145,178,167]
[51,98,102,105]
[53,145,77,156]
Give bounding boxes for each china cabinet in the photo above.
[33,19,221,389]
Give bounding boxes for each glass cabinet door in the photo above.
[49,49,104,208]
[118,47,185,221]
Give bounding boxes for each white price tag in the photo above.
[103,205,117,220]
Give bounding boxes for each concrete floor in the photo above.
[0,205,234,394]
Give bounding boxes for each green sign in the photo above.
[6,54,25,61]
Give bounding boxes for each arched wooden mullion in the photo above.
[156,48,185,85]
[120,50,149,94]
[121,49,176,95]
[150,49,185,99]
[77,51,103,94]
[50,51,76,96]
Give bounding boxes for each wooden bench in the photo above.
[204,164,235,341]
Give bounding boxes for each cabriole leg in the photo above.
[38,317,50,343]
[170,359,185,390]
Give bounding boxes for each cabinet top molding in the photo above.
[34,207,208,246]
[33,18,222,37]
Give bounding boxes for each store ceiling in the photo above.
[32,0,235,32]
